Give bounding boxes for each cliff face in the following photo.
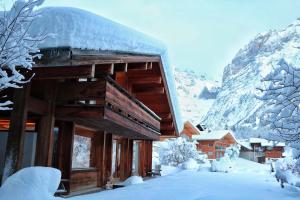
[203,19,300,138]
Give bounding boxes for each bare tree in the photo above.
[0,0,46,110]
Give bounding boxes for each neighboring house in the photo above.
[239,138,285,163]
[180,121,202,139]
[0,7,182,195]
[192,130,237,159]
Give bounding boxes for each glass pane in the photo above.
[72,135,91,169]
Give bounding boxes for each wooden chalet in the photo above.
[180,121,202,139]
[0,7,181,195]
[192,131,237,159]
[239,138,285,163]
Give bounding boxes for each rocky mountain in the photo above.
[174,69,220,125]
[203,18,300,138]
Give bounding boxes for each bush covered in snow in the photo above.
[225,144,241,160]
[0,167,62,200]
[275,147,300,188]
[159,137,206,167]
[211,144,241,173]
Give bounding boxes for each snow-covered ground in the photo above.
[69,158,300,200]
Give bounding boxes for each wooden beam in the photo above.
[104,133,113,183]
[126,70,160,78]
[35,81,58,166]
[55,105,105,119]
[146,62,152,70]
[1,84,30,183]
[135,94,167,104]
[27,96,48,115]
[161,130,176,136]
[161,123,174,131]
[114,63,128,72]
[127,62,147,71]
[33,65,95,80]
[129,76,162,85]
[93,132,106,187]
[56,80,106,102]
[158,112,172,119]
[94,64,114,76]
[134,87,165,95]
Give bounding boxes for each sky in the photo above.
[4,0,300,80]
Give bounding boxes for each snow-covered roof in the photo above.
[237,141,253,150]
[29,7,183,133]
[192,130,236,141]
[248,138,285,147]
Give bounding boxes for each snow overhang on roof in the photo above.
[192,130,235,141]
[29,7,183,133]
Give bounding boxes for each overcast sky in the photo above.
[5,0,300,80]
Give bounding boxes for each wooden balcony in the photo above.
[54,76,161,140]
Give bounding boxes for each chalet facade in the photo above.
[0,7,182,195]
[239,138,285,163]
[192,131,237,159]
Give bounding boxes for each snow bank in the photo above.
[211,156,233,173]
[180,158,199,170]
[160,165,181,176]
[275,157,300,188]
[123,176,143,186]
[211,144,241,173]
[30,7,182,132]
[0,167,62,200]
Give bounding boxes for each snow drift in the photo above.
[0,167,62,200]
[123,176,144,186]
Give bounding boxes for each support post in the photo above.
[1,84,30,183]
[56,121,75,192]
[93,132,105,187]
[104,133,112,184]
[35,81,57,166]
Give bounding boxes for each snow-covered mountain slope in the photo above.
[174,69,220,125]
[203,18,300,138]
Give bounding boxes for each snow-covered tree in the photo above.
[258,59,300,185]
[0,0,46,110]
[258,59,300,143]
[159,137,205,166]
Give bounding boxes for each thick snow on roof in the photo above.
[192,130,235,141]
[30,7,183,132]
[237,140,253,150]
[248,138,285,147]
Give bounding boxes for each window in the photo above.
[208,143,213,147]
[72,135,92,169]
[208,151,213,155]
